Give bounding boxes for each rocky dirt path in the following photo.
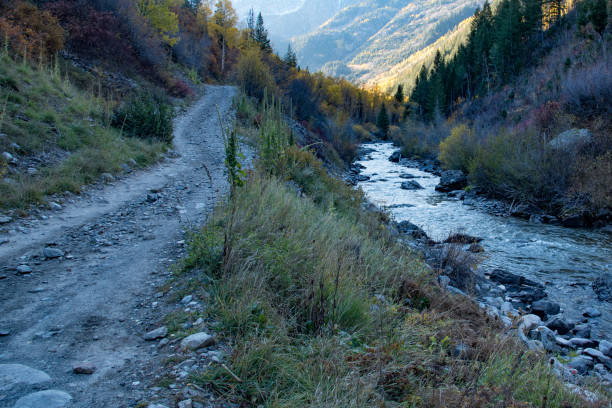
[0,85,237,408]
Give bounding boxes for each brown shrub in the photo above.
[0,1,65,62]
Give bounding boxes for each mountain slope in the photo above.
[291,0,482,85]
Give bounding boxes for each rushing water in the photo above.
[356,142,612,340]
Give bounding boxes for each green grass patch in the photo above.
[0,54,168,210]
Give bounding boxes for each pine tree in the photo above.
[247,8,255,41]
[284,44,297,67]
[394,84,404,105]
[376,104,390,138]
[254,12,272,53]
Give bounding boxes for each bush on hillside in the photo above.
[111,91,174,143]
[438,124,478,171]
[236,48,276,101]
[0,1,64,63]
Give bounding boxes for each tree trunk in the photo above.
[221,36,226,73]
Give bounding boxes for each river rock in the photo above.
[400,180,423,190]
[178,400,193,408]
[583,348,612,370]
[49,202,62,211]
[572,324,591,338]
[546,317,574,335]
[509,287,547,303]
[148,405,170,408]
[567,356,594,375]
[592,276,612,302]
[583,307,601,318]
[435,170,467,192]
[395,221,428,240]
[443,233,483,244]
[389,151,402,162]
[501,301,519,318]
[13,390,72,408]
[144,326,168,341]
[43,247,64,259]
[399,173,416,179]
[537,326,560,352]
[597,340,612,357]
[489,269,522,285]
[355,175,370,182]
[0,215,11,224]
[101,173,115,183]
[549,128,592,150]
[518,314,541,342]
[181,332,216,350]
[16,264,32,274]
[531,300,560,319]
[0,364,51,391]
[569,337,599,348]
[72,362,96,374]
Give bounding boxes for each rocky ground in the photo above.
[0,86,241,408]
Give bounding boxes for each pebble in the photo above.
[144,326,168,341]
[0,215,11,224]
[43,247,64,259]
[13,390,72,408]
[180,332,216,351]
[72,362,96,374]
[181,295,193,304]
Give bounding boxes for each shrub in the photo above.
[112,91,173,143]
[167,79,194,98]
[563,60,612,116]
[572,151,612,208]
[45,0,135,62]
[236,48,276,101]
[438,123,478,171]
[0,1,65,63]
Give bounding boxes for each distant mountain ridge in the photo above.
[234,0,483,90]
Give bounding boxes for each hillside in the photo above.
[291,0,482,84]
[233,0,358,48]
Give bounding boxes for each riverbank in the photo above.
[349,141,612,394]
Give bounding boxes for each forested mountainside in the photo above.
[291,0,482,84]
[233,0,357,47]
[389,0,611,227]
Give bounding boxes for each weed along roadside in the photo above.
[158,93,600,407]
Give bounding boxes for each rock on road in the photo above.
[0,86,238,407]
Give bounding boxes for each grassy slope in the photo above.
[167,96,596,407]
[0,54,167,211]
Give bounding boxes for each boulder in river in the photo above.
[399,173,417,179]
[389,151,402,162]
[400,180,423,190]
[546,317,574,335]
[583,307,602,318]
[572,323,592,338]
[435,170,467,192]
[396,221,428,240]
[531,300,560,319]
[443,233,483,245]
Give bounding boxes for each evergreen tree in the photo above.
[284,44,297,67]
[394,84,404,105]
[254,12,272,53]
[376,104,390,138]
[246,8,255,41]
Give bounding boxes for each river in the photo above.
[356,142,612,340]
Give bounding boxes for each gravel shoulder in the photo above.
[0,85,237,408]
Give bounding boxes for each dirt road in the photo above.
[0,85,237,408]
